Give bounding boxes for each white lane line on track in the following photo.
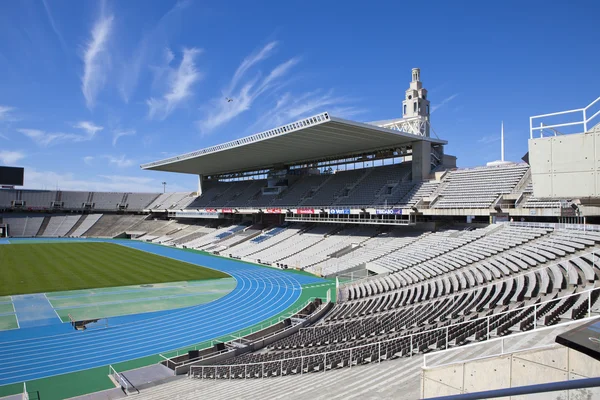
[0,256,318,355]
[0,243,312,382]
[0,276,299,382]
[0,270,285,363]
[0,266,297,349]
[0,244,307,350]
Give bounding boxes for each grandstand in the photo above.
[1,69,600,399]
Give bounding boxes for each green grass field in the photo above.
[0,242,229,296]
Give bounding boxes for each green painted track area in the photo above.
[47,278,236,321]
[0,303,14,314]
[0,242,228,296]
[0,315,18,330]
[0,297,17,330]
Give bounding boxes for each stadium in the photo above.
[1,64,600,400]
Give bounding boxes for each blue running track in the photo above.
[0,240,326,385]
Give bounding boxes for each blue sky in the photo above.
[0,0,598,192]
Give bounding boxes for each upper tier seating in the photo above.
[60,191,90,209]
[0,190,163,211]
[301,170,367,207]
[91,192,126,210]
[126,193,161,211]
[0,190,15,208]
[434,164,529,209]
[146,192,195,210]
[396,180,439,208]
[21,190,57,209]
[271,175,331,207]
[523,196,562,208]
[334,164,411,206]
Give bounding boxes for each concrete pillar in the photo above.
[412,141,431,182]
[197,175,203,196]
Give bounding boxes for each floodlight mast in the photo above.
[162,182,167,193]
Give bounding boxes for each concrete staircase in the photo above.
[36,216,51,236]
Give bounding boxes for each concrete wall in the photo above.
[421,345,600,399]
[529,131,600,198]
[412,141,432,182]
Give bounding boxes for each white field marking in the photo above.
[0,281,296,382]
[0,265,302,350]
[0,267,309,382]
[0,242,272,345]
[43,293,63,321]
[0,242,310,354]
[10,296,19,329]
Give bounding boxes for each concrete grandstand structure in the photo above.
[2,69,600,399]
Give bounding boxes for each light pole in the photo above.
[162,182,167,193]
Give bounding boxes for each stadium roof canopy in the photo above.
[141,112,447,176]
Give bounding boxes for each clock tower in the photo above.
[402,68,430,122]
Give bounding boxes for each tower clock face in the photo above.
[408,95,412,99]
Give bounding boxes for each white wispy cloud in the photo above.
[228,41,278,93]
[22,168,185,192]
[477,135,501,144]
[18,121,102,147]
[0,150,25,165]
[0,105,15,121]
[250,89,365,131]
[146,47,203,120]
[83,156,94,165]
[19,129,80,147]
[119,0,192,102]
[0,133,8,140]
[431,93,459,113]
[41,0,69,54]
[197,41,300,134]
[81,11,114,109]
[74,121,103,137]
[104,154,134,168]
[112,129,136,146]
[98,175,154,185]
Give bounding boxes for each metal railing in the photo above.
[189,286,600,380]
[530,96,600,139]
[108,364,138,394]
[506,220,600,232]
[424,376,600,400]
[422,316,599,369]
[285,216,414,226]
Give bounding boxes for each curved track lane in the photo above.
[0,241,325,385]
